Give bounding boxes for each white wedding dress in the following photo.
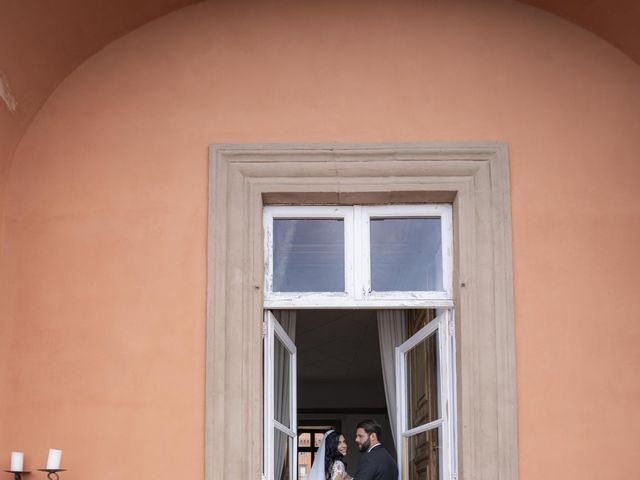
[329,459,351,480]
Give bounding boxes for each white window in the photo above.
[264,311,297,480]
[264,206,355,305]
[263,205,453,308]
[263,204,457,480]
[361,205,453,302]
[396,310,457,480]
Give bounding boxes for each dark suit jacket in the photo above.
[353,444,398,480]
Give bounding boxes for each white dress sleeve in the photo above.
[331,460,351,480]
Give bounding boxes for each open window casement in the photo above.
[395,310,457,480]
[264,311,298,480]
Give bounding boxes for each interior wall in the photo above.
[1,1,639,479]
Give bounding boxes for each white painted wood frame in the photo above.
[395,310,455,480]
[263,311,297,480]
[206,142,517,480]
[263,205,355,307]
[263,204,454,309]
[360,204,453,302]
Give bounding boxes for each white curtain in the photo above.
[273,310,296,480]
[377,310,407,447]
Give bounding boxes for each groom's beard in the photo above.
[358,436,371,452]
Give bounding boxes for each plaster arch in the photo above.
[1,0,640,220]
[1,1,640,479]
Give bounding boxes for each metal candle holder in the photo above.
[3,471,30,480]
[36,471,65,480]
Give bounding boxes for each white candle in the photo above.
[10,452,24,472]
[46,449,62,470]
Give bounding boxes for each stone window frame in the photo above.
[206,142,518,480]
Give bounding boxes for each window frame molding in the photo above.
[206,142,518,480]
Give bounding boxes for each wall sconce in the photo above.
[37,469,65,480]
[4,450,65,480]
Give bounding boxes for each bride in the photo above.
[308,430,353,480]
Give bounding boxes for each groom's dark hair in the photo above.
[356,419,382,440]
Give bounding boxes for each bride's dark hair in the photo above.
[324,431,345,479]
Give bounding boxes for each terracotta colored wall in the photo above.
[1,1,639,479]
[0,3,200,449]
[0,0,199,195]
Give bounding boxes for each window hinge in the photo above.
[448,319,455,336]
[262,321,267,337]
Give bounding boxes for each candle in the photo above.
[46,449,62,470]
[10,452,24,472]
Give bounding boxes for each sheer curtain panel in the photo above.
[377,310,407,447]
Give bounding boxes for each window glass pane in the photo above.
[274,428,291,480]
[370,218,442,291]
[298,452,312,479]
[273,219,345,292]
[406,330,440,429]
[274,336,291,428]
[314,432,325,447]
[405,428,441,480]
[298,432,310,448]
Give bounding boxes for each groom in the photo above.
[353,419,398,480]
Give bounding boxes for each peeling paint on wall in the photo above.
[0,71,17,113]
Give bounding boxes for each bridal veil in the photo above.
[307,429,334,480]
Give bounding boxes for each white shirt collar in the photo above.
[367,443,381,453]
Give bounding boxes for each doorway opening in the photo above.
[296,309,393,478]
[268,308,447,480]
[207,144,517,480]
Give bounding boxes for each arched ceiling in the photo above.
[525,0,640,64]
[0,0,200,212]
[0,0,638,181]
